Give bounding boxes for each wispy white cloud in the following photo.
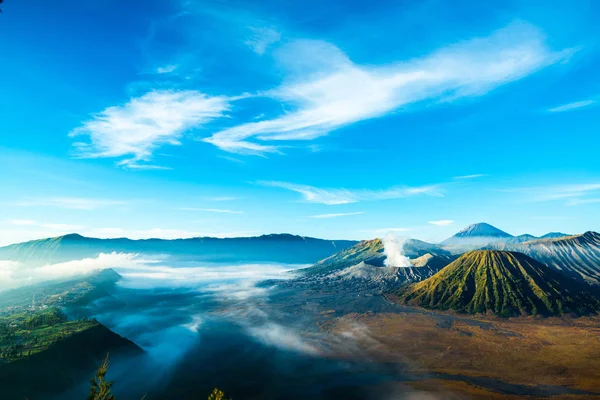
[15,197,126,210]
[156,64,178,74]
[180,207,243,214]
[86,228,260,240]
[530,216,571,221]
[203,196,240,202]
[428,219,455,226]
[70,90,229,168]
[358,227,410,235]
[40,223,85,230]
[205,22,571,154]
[85,227,206,240]
[7,219,37,226]
[453,174,487,180]
[258,181,442,205]
[218,155,246,164]
[307,212,365,219]
[508,183,600,206]
[0,226,263,246]
[565,197,600,206]
[5,220,85,230]
[123,164,173,171]
[245,26,281,55]
[535,183,600,202]
[548,99,596,113]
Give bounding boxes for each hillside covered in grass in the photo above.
[397,250,600,317]
[0,306,140,398]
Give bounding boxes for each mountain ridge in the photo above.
[440,223,577,253]
[491,231,600,285]
[0,233,358,266]
[397,250,600,317]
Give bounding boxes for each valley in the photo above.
[0,223,599,399]
[326,310,600,399]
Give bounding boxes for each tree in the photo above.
[208,388,230,400]
[87,356,231,400]
[87,354,115,400]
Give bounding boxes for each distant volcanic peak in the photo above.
[37,233,88,243]
[92,268,123,282]
[504,234,539,244]
[517,234,537,240]
[397,249,600,317]
[532,231,597,244]
[256,233,305,241]
[440,223,513,251]
[539,232,571,239]
[57,233,86,240]
[454,223,513,238]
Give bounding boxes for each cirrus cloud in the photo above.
[258,181,442,205]
[70,90,230,169]
[180,207,244,214]
[204,22,572,154]
[548,99,596,113]
[428,219,455,226]
[307,212,365,219]
[15,197,126,210]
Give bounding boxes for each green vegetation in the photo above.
[87,355,115,400]
[0,307,98,362]
[207,388,230,400]
[0,269,142,399]
[397,250,600,317]
[0,270,123,364]
[23,307,68,329]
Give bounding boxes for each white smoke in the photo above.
[382,233,412,267]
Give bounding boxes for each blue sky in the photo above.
[0,0,599,245]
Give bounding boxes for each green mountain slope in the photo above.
[0,269,140,399]
[492,231,600,285]
[397,250,600,317]
[0,318,141,399]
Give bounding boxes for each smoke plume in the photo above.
[382,233,412,267]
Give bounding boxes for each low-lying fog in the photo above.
[22,253,427,399]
